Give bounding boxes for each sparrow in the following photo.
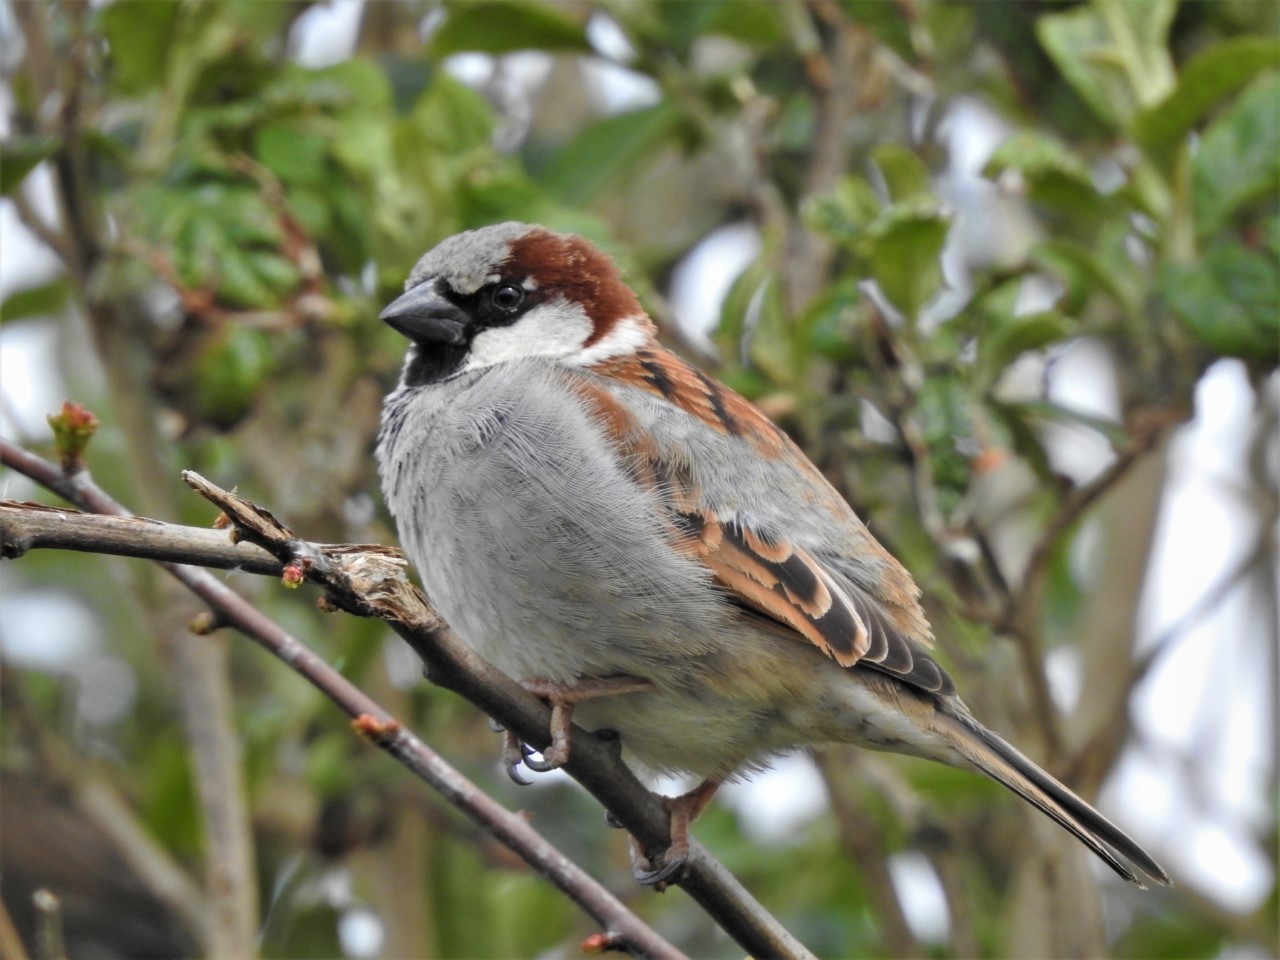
[376,221,1170,888]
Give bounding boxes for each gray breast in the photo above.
[377,360,730,684]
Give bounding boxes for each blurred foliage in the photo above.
[1,0,1276,958]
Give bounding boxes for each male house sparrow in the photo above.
[376,222,1169,888]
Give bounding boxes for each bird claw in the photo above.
[628,836,688,890]
[502,730,532,785]
[500,735,565,779]
[625,779,719,890]
[495,679,648,782]
[520,741,568,773]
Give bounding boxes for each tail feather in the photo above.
[944,713,1171,888]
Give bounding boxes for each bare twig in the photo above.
[1000,415,1174,757]
[0,500,396,576]
[9,188,71,264]
[0,501,279,572]
[1,440,814,960]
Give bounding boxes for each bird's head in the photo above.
[382,222,655,384]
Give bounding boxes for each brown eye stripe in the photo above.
[505,230,644,344]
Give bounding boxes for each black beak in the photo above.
[380,282,469,345]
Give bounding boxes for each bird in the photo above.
[375,221,1171,889]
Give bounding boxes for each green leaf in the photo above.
[841,0,916,61]
[1135,36,1280,168]
[871,144,932,202]
[1031,237,1140,320]
[0,135,58,196]
[194,325,276,427]
[100,0,180,94]
[742,273,793,387]
[0,279,71,323]
[431,1,591,56]
[916,376,974,495]
[803,174,882,247]
[405,73,495,155]
[716,252,792,386]
[1192,72,1280,236]
[1037,0,1175,130]
[983,130,1105,214]
[986,311,1074,375]
[1160,236,1279,361]
[862,198,951,320]
[702,0,784,46]
[253,120,329,186]
[801,278,863,362]
[972,279,1074,379]
[135,180,305,309]
[537,104,681,205]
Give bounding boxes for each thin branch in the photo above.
[999,417,1173,757]
[32,890,65,960]
[0,500,395,577]
[10,188,72,264]
[0,501,282,573]
[1,440,814,960]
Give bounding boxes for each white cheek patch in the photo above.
[571,315,652,365]
[463,297,594,372]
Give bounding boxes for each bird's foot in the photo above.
[629,834,687,889]
[499,677,649,780]
[518,675,652,771]
[629,778,721,891]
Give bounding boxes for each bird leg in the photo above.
[515,675,652,773]
[631,778,721,889]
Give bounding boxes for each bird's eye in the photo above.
[491,285,525,313]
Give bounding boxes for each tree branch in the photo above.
[0,439,815,960]
[0,501,282,573]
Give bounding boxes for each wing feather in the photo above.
[571,358,955,697]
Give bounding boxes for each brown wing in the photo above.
[671,507,953,695]
[571,359,955,697]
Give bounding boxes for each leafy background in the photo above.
[0,1,1276,957]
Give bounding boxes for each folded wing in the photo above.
[575,355,954,697]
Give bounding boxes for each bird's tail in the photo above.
[940,710,1171,888]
